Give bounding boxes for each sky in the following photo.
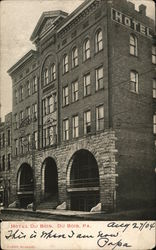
[0,0,155,121]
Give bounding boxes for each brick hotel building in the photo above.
[1,0,155,212]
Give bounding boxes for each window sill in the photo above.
[62,104,69,108]
[83,57,91,63]
[71,99,79,104]
[71,64,79,70]
[94,48,103,56]
[130,90,139,95]
[129,53,138,58]
[83,93,91,98]
[95,87,104,93]
[63,71,69,76]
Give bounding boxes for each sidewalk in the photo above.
[1,207,156,221]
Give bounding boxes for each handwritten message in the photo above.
[1,221,155,250]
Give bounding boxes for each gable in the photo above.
[39,17,56,37]
[30,11,68,42]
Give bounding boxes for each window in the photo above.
[34,131,38,149]
[153,114,156,134]
[84,110,91,134]
[130,71,139,93]
[96,66,104,90]
[152,46,156,64]
[63,86,69,106]
[47,96,54,114]
[26,81,30,96]
[2,133,5,147]
[130,35,137,56]
[96,105,104,131]
[72,81,78,102]
[8,130,11,146]
[15,89,18,104]
[8,153,11,170]
[2,155,5,171]
[20,137,24,154]
[83,39,90,61]
[19,111,24,124]
[72,47,78,68]
[43,126,56,147]
[95,29,103,53]
[27,134,31,152]
[50,64,56,81]
[25,107,30,121]
[72,115,79,138]
[84,73,91,96]
[32,76,37,93]
[15,139,18,156]
[44,68,49,85]
[63,54,68,74]
[32,103,37,120]
[19,86,23,101]
[14,114,18,129]
[153,79,156,98]
[63,119,69,141]
[42,99,47,116]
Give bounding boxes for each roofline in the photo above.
[30,10,68,42]
[7,50,37,75]
[57,0,95,33]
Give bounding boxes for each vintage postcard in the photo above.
[0,0,155,249]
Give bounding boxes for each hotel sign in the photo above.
[111,8,153,38]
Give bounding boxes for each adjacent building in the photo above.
[0,113,12,207]
[3,0,156,212]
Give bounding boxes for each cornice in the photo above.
[8,50,38,76]
[57,0,102,36]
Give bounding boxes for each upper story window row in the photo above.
[62,65,104,107]
[0,130,11,149]
[43,63,56,86]
[14,103,37,129]
[42,93,57,117]
[14,75,38,104]
[129,34,156,64]
[62,29,103,74]
[62,104,104,141]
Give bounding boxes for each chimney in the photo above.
[139,4,146,16]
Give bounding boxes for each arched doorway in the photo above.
[42,157,58,200]
[67,149,100,212]
[17,163,34,208]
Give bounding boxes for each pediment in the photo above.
[30,11,68,42]
[40,18,56,36]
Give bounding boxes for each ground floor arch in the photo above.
[41,157,58,201]
[17,163,34,208]
[67,149,100,211]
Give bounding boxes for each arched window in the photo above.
[83,38,90,61]
[95,29,103,53]
[63,54,68,74]
[50,64,56,81]
[44,68,49,85]
[130,35,138,56]
[72,47,78,68]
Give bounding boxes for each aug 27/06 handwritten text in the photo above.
[1,221,155,250]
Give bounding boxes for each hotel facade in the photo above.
[1,0,155,212]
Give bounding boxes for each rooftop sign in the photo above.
[111,8,153,38]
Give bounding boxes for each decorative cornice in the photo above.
[57,0,102,36]
[8,50,38,76]
[30,11,68,43]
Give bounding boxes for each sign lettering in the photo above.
[111,8,153,38]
